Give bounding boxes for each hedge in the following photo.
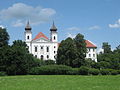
[29,65,73,75]
[67,68,79,75]
[79,66,89,75]
[89,68,100,75]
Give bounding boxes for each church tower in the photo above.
[50,21,58,42]
[24,21,32,42]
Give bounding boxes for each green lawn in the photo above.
[0,75,120,90]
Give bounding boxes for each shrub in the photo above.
[116,70,120,74]
[79,66,89,75]
[100,69,111,75]
[0,72,7,76]
[29,67,41,75]
[45,60,55,65]
[111,70,119,75]
[67,68,79,75]
[29,65,73,75]
[89,68,100,75]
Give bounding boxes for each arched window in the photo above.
[27,36,29,39]
[54,36,56,40]
[41,55,44,60]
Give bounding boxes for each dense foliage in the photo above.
[29,65,73,75]
[97,43,120,70]
[0,40,43,75]
[0,27,9,47]
[57,33,86,68]
[57,38,77,67]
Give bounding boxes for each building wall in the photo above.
[86,48,97,62]
[26,41,58,61]
[26,41,97,62]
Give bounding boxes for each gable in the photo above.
[33,32,49,41]
[32,37,50,43]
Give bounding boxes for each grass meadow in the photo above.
[0,75,120,90]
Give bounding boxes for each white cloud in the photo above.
[0,3,56,27]
[12,20,24,27]
[66,33,76,39]
[66,27,80,31]
[88,25,100,30]
[109,19,120,28]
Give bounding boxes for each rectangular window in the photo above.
[93,54,95,57]
[47,47,49,52]
[47,55,49,59]
[93,49,95,52]
[41,46,43,49]
[89,54,91,57]
[35,47,37,52]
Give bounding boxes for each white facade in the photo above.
[29,40,58,60]
[24,22,97,61]
[86,47,97,62]
[24,21,58,61]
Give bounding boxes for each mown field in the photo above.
[0,75,120,90]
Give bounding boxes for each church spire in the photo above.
[50,21,57,31]
[25,20,31,31]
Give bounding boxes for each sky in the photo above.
[0,0,120,51]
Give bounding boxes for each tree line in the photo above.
[0,27,120,75]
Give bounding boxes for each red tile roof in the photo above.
[85,40,97,48]
[58,40,96,48]
[33,32,49,40]
[32,32,96,48]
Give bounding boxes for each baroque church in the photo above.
[24,21,97,62]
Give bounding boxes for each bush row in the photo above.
[1,65,120,76]
[28,65,120,75]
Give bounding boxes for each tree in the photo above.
[57,33,87,68]
[74,33,87,67]
[12,40,27,47]
[102,42,111,53]
[0,40,42,75]
[97,44,120,70]
[0,27,9,47]
[56,37,77,67]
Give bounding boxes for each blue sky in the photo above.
[0,0,120,51]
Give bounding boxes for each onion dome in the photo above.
[25,21,31,30]
[50,21,57,31]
